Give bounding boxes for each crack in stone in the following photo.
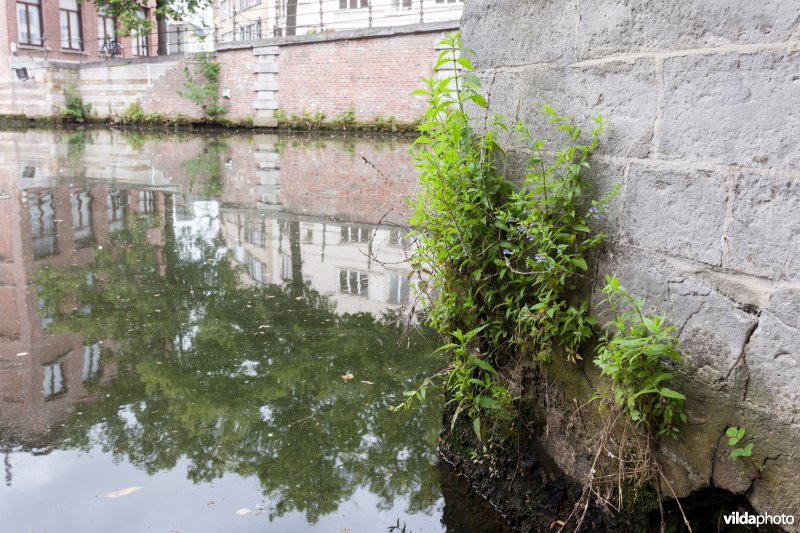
[735,317,760,402]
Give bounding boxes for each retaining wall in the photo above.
[0,22,459,125]
[460,0,800,526]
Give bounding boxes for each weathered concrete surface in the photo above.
[462,0,800,528]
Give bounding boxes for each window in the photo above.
[240,0,260,9]
[60,0,82,50]
[239,21,262,41]
[339,0,369,8]
[390,0,412,10]
[435,0,464,3]
[16,0,43,46]
[131,8,149,56]
[220,0,231,21]
[98,11,116,45]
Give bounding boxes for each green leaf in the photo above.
[571,257,588,271]
[472,417,482,441]
[457,56,475,71]
[574,223,591,233]
[658,387,686,400]
[726,426,738,438]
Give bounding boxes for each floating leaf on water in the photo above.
[341,373,354,381]
[16,352,28,357]
[360,380,375,385]
[236,508,252,515]
[105,486,143,498]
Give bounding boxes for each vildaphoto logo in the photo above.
[723,511,795,526]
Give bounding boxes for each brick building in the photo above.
[1,0,158,72]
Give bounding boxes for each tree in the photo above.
[89,0,210,55]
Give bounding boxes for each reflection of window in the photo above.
[139,190,156,213]
[71,190,94,248]
[248,255,268,285]
[59,0,82,50]
[339,270,369,297]
[245,218,265,246]
[43,358,66,399]
[387,272,410,304]
[16,0,43,46]
[82,343,102,381]
[22,166,36,178]
[387,227,411,249]
[280,254,293,281]
[107,190,128,233]
[340,225,370,243]
[131,8,148,56]
[29,191,58,259]
[37,296,53,330]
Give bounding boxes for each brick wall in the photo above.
[276,32,439,123]
[1,22,458,124]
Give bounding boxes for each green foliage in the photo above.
[89,0,209,37]
[178,52,228,119]
[391,325,515,442]
[404,32,614,432]
[61,84,91,123]
[118,101,173,125]
[594,275,687,438]
[726,426,753,459]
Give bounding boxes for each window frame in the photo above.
[16,0,44,47]
[59,0,83,51]
[131,7,149,56]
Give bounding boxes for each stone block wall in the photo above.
[462,0,800,523]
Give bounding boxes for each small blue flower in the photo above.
[506,217,515,223]
[527,234,536,241]
[503,248,512,256]
[589,207,600,214]
[534,254,546,263]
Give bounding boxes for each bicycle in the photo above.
[100,36,124,59]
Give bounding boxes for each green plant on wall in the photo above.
[178,52,228,119]
[396,31,620,435]
[726,426,764,476]
[399,31,687,446]
[61,84,92,123]
[593,275,687,438]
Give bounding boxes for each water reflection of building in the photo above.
[0,128,419,443]
[0,165,169,445]
[221,211,412,315]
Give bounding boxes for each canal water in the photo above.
[0,129,509,532]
